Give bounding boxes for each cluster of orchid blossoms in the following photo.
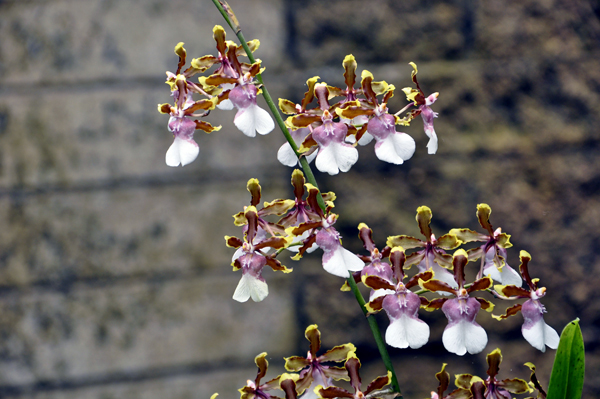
[226,173,559,357]
[234,325,394,399]
[216,325,546,399]
[158,25,439,171]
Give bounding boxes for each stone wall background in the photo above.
[0,0,599,398]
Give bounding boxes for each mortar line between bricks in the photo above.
[0,355,287,397]
[0,268,211,298]
[0,167,287,198]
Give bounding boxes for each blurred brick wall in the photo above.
[0,0,598,398]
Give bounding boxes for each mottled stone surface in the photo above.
[1,0,599,397]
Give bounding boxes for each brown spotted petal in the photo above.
[317,386,353,399]
[524,362,547,398]
[486,348,502,378]
[476,204,494,234]
[425,297,448,311]
[286,221,321,237]
[475,297,494,312]
[518,250,537,290]
[432,251,453,269]
[279,98,299,115]
[405,251,426,268]
[303,324,321,358]
[358,223,377,252]
[455,374,479,390]
[434,363,450,398]
[279,375,299,399]
[491,303,522,321]
[406,270,434,289]
[436,233,462,250]
[322,365,350,381]
[255,236,291,251]
[416,206,434,239]
[225,235,244,248]
[337,101,373,119]
[494,284,530,298]
[284,356,309,372]
[495,232,512,249]
[362,275,395,291]
[265,257,292,273]
[499,378,531,395]
[262,199,295,216]
[254,352,269,384]
[389,246,406,280]
[245,178,261,206]
[190,55,219,72]
[420,279,456,295]
[301,76,321,111]
[449,228,488,243]
[186,97,219,113]
[386,235,425,250]
[319,343,356,363]
[174,42,187,74]
[244,206,259,243]
[467,276,493,294]
[291,234,317,261]
[289,114,322,129]
[365,295,385,314]
[194,120,222,133]
[364,370,392,396]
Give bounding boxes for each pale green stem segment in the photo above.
[211,1,401,396]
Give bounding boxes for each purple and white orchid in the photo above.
[229,78,275,137]
[367,105,416,165]
[419,249,494,355]
[451,203,522,287]
[493,250,559,352]
[363,246,433,349]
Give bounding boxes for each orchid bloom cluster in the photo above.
[159,26,439,172]
[233,325,392,399]
[226,177,559,356]
[277,56,439,174]
[158,5,570,399]
[428,348,547,399]
[216,326,545,399]
[225,169,364,303]
[158,26,274,166]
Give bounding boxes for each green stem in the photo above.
[347,276,402,395]
[211,1,401,395]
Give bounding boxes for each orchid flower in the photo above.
[451,204,522,287]
[311,85,359,176]
[363,247,433,349]
[387,206,461,290]
[286,183,364,277]
[229,77,275,137]
[278,77,322,167]
[239,353,284,399]
[454,348,531,399]
[428,364,471,399]
[355,223,394,300]
[314,351,392,399]
[284,325,354,399]
[159,44,221,167]
[420,249,494,355]
[402,62,439,154]
[225,206,292,302]
[361,70,416,164]
[278,170,329,254]
[493,251,559,352]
